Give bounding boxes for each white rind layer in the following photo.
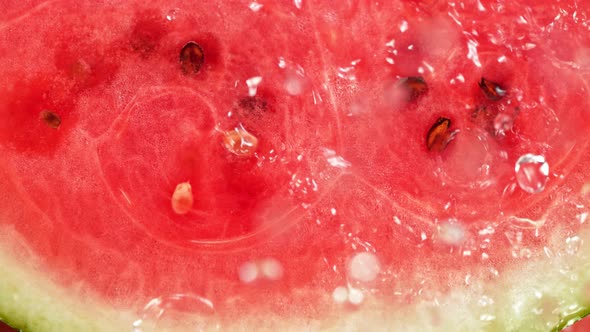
[0,222,589,332]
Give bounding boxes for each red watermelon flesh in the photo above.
[1,0,590,331]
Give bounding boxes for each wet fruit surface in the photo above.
[1,0,590,331]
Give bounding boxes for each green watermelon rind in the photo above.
[1,222,589,332]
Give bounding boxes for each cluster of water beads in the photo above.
[332,285,365,305]
[132,294,218,332]
[328,251,382,306]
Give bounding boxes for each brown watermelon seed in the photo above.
[180,41,205,75]
[399,76,428,102]
[426,117,458,152]
[40,110,61,129]
[478,77,506,101]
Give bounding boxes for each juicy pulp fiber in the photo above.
[1,0,590,331]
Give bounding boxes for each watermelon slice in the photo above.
[1,0,590,331]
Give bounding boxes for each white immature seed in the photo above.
[171,182,194,215]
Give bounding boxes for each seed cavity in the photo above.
[238,96,268,116]
[40,110,61,129]
[222,126,259,157]
[180,41,205,75]
[129,12,168,55]
[478,77,506,101]
[171,181,194,215]
[426,117,458,152]
[399,76,428,102]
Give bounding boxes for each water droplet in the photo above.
[478,225,495,235]
[523,42,537,50]
[332,286,348,303]
[293,0,302,9]
[260,258,284,280]
[467,38,482,67]
[519,247,532,259]
[238,261,259,283]
[171,182,193,215]
[322,148,351,168]
[347,252,381,282]
[249,2,263,12]
[284,74,305,95]
[132,294,215,332]
[165,8,180,21]
[337,59,361,81]
[565,236,582,255]
[246,76,263,97]
[479,314,496,321]
[515,154,549,194]
[478,295,494,307]
[222,126,259,157]
[493,113,514,135]
[437,220,465,246]
[399,20,409,32]
[578,212,589,224]
[348,287,364,305]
